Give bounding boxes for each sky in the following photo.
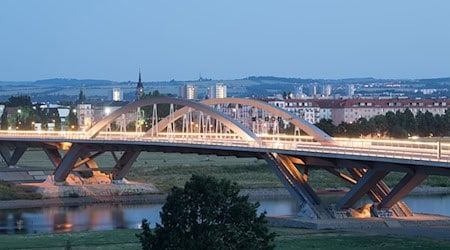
[1,0,450,82]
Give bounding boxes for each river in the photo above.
[1,194,449,234]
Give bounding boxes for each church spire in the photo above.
[136,70,144,100]
[138,69,142,83]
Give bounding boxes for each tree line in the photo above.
[315,108,450,138]
[0,95,78,131]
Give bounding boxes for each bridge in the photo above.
[0,97,449,219]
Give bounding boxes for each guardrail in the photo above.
[0,131,449,164]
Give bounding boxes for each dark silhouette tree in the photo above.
[77,90,86,104]
[400,108,417,136]
[7,95,32,107]
[1,109,8,130]
[136,175,276,250]
[67,107,78,131]
[315,119,336,136]
[370,115,388,137]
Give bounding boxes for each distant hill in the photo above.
[34,78,116,86]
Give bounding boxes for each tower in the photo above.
[136,70,144,100]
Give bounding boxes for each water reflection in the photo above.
[0,204,162,234]
[0,194,449,234]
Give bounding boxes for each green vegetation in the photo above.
[0,95,77,131]
[0,181,41,200]
[316,108,450,138]
[0,227,449,250]
[2,150,449,196]
[137,175,276,249]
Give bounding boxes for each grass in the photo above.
[1,150,449,194]
[272,227,450,250]
[0,181,41,200]
[0,227,449,250]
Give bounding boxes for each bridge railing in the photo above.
[0,131,448,164]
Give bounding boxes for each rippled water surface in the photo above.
[1,194,448,234]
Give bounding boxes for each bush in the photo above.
[136,175,276,250]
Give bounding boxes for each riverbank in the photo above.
[1,185,450,210]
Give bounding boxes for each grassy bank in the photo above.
[0,181,41,200]
[0,227,449,250]
[2,150,449,193]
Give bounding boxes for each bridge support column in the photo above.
[379,173,427,209]
[43,148,62,168]
[345,167,413,217]
[336,169,388,209]
[263,152,332,219]
[111,149,141,181]
[0,145,27,166]
[53,144,85,183]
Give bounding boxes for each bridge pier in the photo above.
[263,153,425,218]
[263,152,333,219]
[111,149,141,180]
[43,148,62,168]
[379,172,427,209]
[0,145,27,167]
[53,144,85,183]
[335,169,389,209]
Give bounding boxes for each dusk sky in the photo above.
[1,0,449,82]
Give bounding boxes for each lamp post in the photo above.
[16,109,22,130]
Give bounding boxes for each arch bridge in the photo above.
[0,97,449,219]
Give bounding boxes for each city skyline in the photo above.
[1,1,450,82]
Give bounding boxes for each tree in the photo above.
[315,119,336,136]
[67,107,78,131]
[7,95,32,107]
[136,175,276,250]
[370,115,388,137]
[77,90,86,104]
[1,109,8,130]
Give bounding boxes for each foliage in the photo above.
[315,119,337,136]
[0,109,8,130]
[77,89,86,104]
[316,108,450,138]
[6,95,32,107]
[67,106,78,131]
[136,175,276,250]
[0,181,42,200]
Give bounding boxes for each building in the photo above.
[112,88,123,101]
[268,99,321,124]
[209,83,227,99]
[264,97,450,126]
[332,98,449,125]
[324,84,332,97]
[76,103,93,131]
[179,84,197,100]
[347,84,355,97]
[136,71,144,100]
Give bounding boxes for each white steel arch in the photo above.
[149,98,333,142]
[87,97,258,142]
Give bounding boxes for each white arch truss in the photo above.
[148,97,333,142]
[87,97,258,142]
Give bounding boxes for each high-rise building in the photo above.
[179,84,197,100]
[347,84,355,97]
[209,83,227,99]
[324,84,332,96]
[112,88,123,101]
[136,71,144,100]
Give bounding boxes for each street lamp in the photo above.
[17,109,22,130]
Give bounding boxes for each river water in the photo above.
[1,194,449,234]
